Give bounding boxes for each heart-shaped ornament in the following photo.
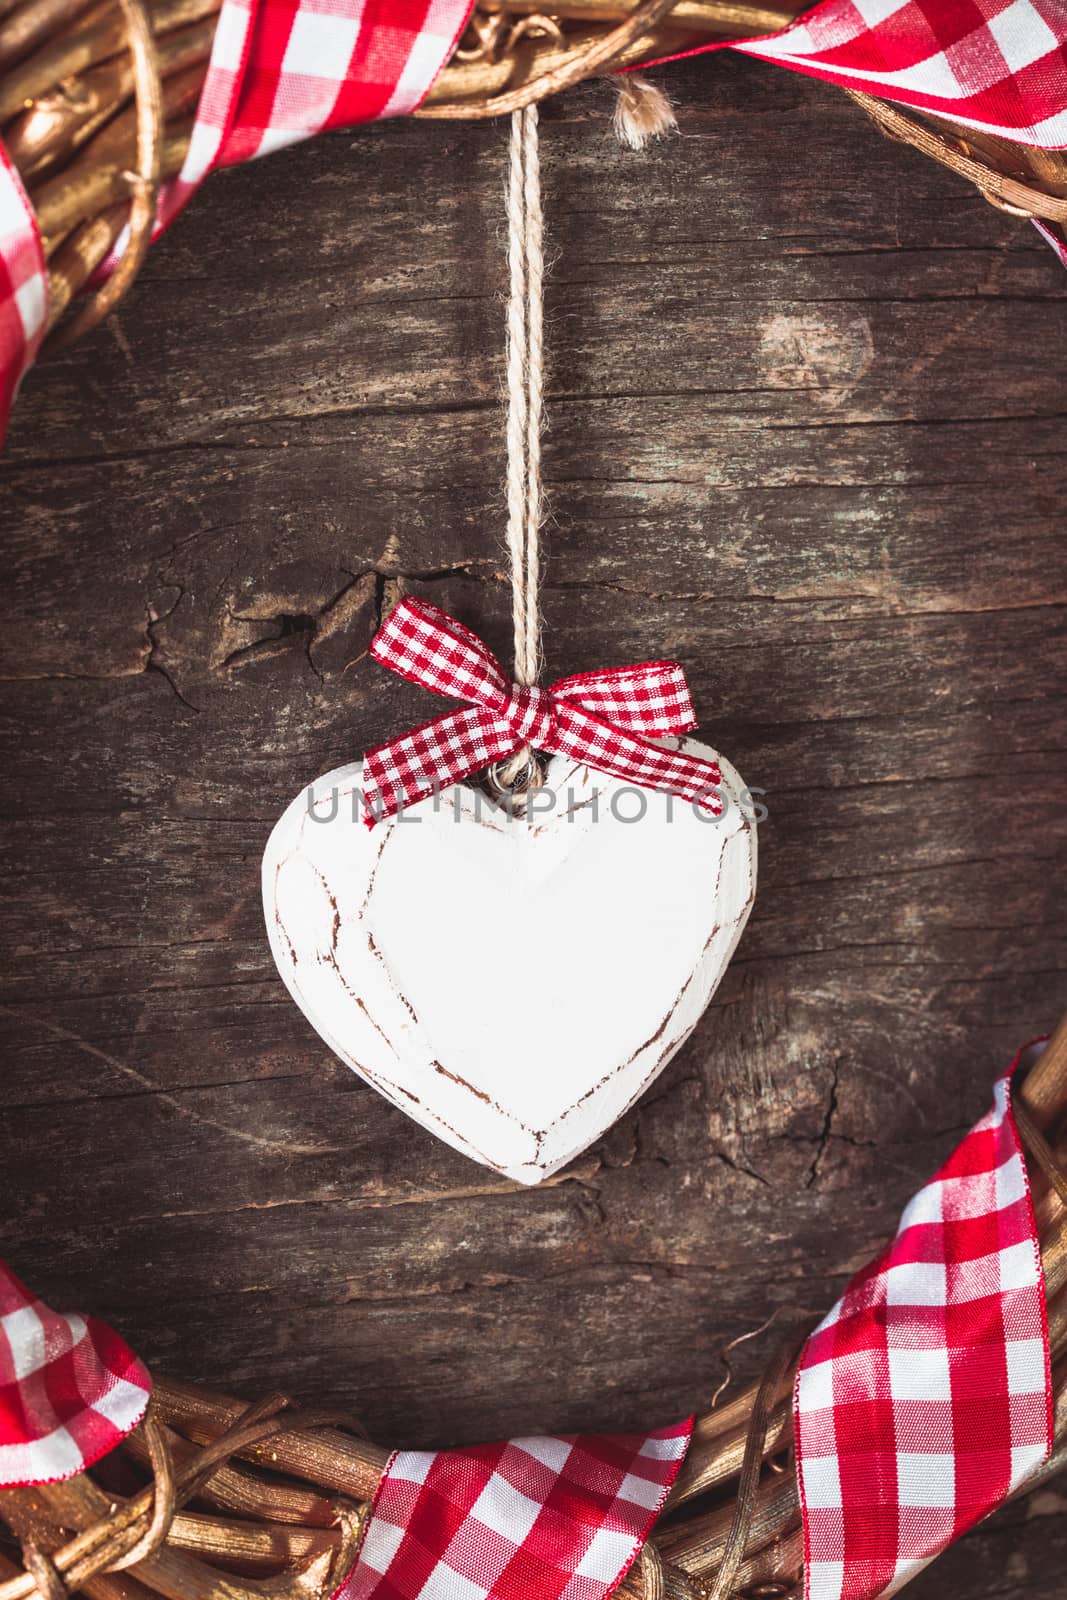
[263,742,756,1184]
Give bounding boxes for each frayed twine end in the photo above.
[611,74,678,151]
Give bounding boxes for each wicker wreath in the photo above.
[0,1021,1064,1600]
[1,5,1066,1599]
[3,0,1067,350]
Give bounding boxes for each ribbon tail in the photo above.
[549,704,723,813]
[369,598,510,706]
[361,706,519,827]
[550,660,698,739]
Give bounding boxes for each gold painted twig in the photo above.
[4,17,215,182]
[0,0,219,123]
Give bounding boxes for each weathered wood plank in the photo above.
[0,49,1065,1598]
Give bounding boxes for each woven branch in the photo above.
[1,1017,1065,1600]
[1,0,1066,347]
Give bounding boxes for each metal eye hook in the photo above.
[485,749,544,808]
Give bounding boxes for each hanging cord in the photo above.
[505,102,545,692]
[494,93,674,798]
[492,104,547,795]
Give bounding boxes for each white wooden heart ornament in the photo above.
[262,743,756,1184]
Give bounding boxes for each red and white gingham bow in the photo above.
[360,599,722,824]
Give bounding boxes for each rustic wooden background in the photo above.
[2,50,1066,1595]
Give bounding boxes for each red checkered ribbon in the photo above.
[705,0,1067,145]
[0,1056,1057,1600]
[340,1422,692,1600]
[0,1258,151,1488]
[154,0,473,218]
[360,598,722,823]
[2,0,1067,440]
[0,141,46,437]
[795,1050,1053,1600]
[0,0,472,440]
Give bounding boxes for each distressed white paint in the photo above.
[262,741,757,1184]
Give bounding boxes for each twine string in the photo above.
[496,104,546,792]
[505,101,544,690]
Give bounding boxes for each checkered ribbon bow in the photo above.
[360,598,722,823]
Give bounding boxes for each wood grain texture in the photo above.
[0,49,1065,1598]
